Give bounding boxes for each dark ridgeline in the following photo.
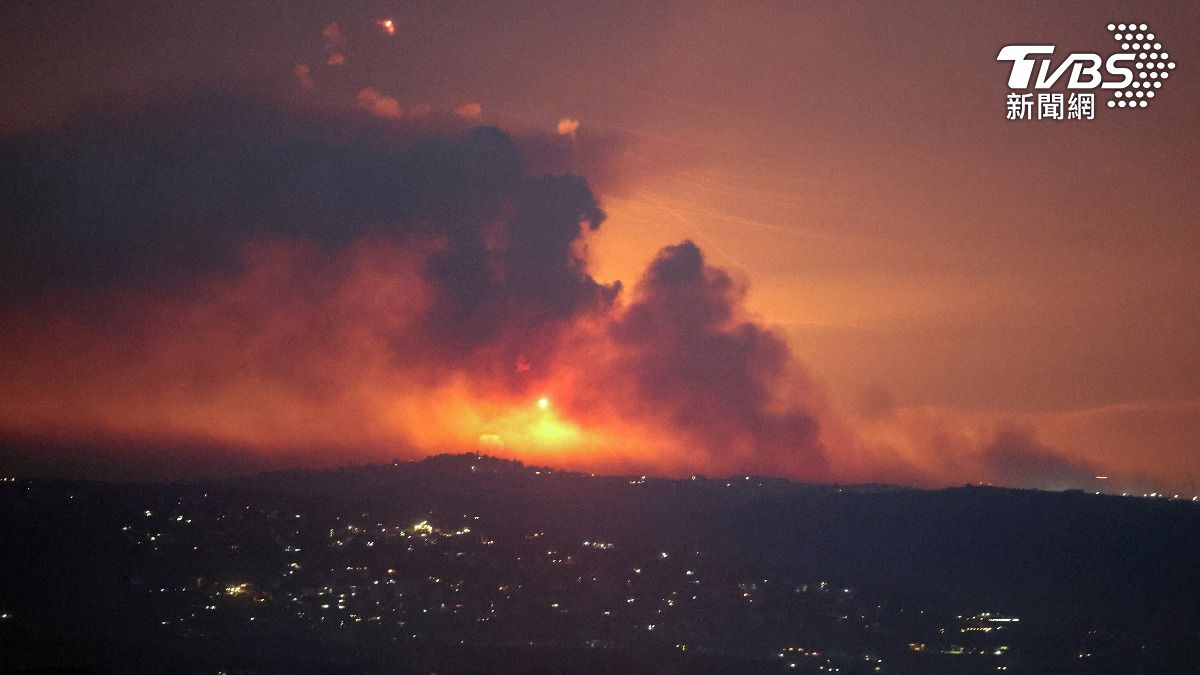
[1,453,1198,674]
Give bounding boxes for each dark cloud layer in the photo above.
[0,91,616,358]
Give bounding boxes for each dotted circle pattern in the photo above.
[1107,23,1173,109]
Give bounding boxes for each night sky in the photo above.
[1,1,1198,494]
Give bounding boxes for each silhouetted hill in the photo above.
[232,453,1200,620]
[2,453,1198,673]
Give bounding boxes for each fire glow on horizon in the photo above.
[0,105,1136,492]
[474,396,587,459]
[1,7,1194,496]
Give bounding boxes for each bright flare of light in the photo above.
[472,395,584,459]
[376,18,396,36]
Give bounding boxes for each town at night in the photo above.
[4,455,1200,673]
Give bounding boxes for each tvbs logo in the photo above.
[997,46,1134,89]
[997,23,1175,120]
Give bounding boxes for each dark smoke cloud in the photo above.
[0,90,1115,489]
[0,90,839,479]
[0,87,1125,492]
[609,241,826,476]
[0,90,616,358]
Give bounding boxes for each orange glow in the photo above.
[0,236,679,478]
[556,118,580,139]
[476,399,583,455]
[1,2,1197,499]
[0,230,1132,489]
[454,102,482,120]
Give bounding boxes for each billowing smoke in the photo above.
[0,91,708,477]
[0,91,1099,488]
[605,242,825,477]
[0,91,611,340]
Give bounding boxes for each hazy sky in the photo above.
[1,1,1197,492]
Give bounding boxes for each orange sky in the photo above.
[1,1,1198,493]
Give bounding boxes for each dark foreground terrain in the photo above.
[1,454,1198,674]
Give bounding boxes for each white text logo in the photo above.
[997,24,1175,119]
